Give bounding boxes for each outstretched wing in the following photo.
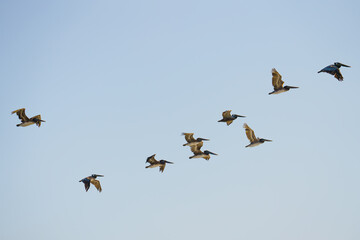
[319,65,336,74]
[190,141,203,154]
[146,154,158,164]
[272,68,284,90]
[222,110,232,119]
[243,123,257,142]
[182,133,195,143]
[11,108,29,122]
[90,179,102,192]
[81,178,91,192]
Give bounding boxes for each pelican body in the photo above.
[318,62,351,81]
[243,123,272,147]
[182,133,209,147]
[218,110,245,126]
[11,108,45,127]
[189,142,217,160]
[79,174,104,192]
[269,68,298,95]
[146,154,173,173]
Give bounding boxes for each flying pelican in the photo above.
[146,154,173,173]
[318,62,351,81]
[218,110,245,126]
[182,133,209,147]
[11,108,45,127]
[79,174,104,192]
[269,68,298,95]
[243,123,272,147]
[189,141,217,160]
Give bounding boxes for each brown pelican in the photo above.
[11,108,45,127]
[79,174,104,192]
[218,110,245,126]
[318,62,351,81]
[269,68,298,95]
[243,123,272,147]
[146,154,173,173]
[182,133,209,147]
[189,142,217,160]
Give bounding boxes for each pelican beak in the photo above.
[199,138,210,141]
[264,139,272,142]
[340,63,351,67]
[288,86,299,89]
[235,115,246,118]
[209,151,218,155]
[96,175,104,177]
[40,120,46,122]
[166,161,174,164]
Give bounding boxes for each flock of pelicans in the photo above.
[11,62,351,193]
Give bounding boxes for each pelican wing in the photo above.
[30,115,42,127]
[272,68,284,90]
[190,141,203,154]
[11,108,29,122]
[226,120,233,126]
[243,123,257,143]
[182,133,195,143]
[159,164,165,173]
[90,179,102,192]
[146,154,158,164]
[81,178,91,192]
[222,110,232,119]
[319,65,336,74]
[334,71,343,81]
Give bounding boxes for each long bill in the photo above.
[339,63,351,67]
[208,151,218,155]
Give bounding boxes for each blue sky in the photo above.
[1,1,360,239]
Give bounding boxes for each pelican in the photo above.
[269,68,298,95]
[146,154,173,173]
[79,174,104,192]
[218,110,245,126]
[182,133,209,147]
[11,108,45,127]
[243,123,272,147]
[318,62,351,81]
[189,141,217,160]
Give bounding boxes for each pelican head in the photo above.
[334,62,351,68]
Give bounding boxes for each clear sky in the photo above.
[1,0,360,239]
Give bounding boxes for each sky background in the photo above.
[1,0,360,239]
